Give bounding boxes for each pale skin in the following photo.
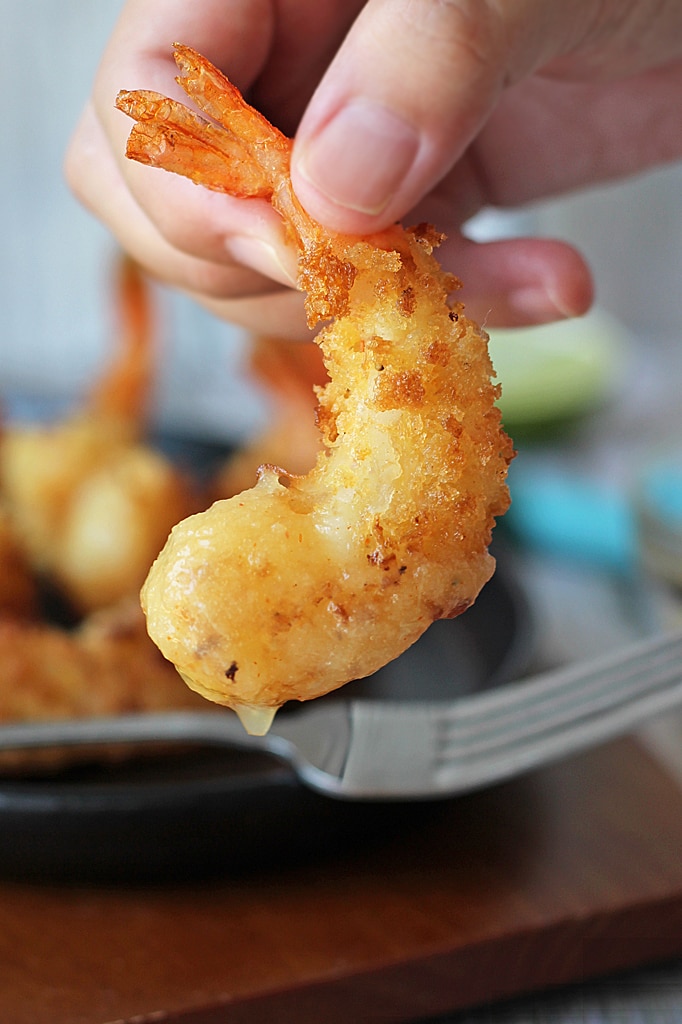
[66,0,682,338]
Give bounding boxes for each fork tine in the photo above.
[338,629,682,798]
[434,630,682,778]
[436,630,682,757]
[433,672,682,793]
[442,629,682,724]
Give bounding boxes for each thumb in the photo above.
[291,0,593,233]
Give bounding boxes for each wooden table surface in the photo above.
[1,735,682,1024]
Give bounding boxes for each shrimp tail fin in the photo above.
[172,44,288,155]
[115,44,291,200]
[115,45,351,321]
[115,88,274,199]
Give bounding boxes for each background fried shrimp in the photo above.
[0,257,198,614]
[0,600,209,772]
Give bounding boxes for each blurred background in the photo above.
[1,0,269,442]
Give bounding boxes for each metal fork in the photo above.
[0,627,681,799]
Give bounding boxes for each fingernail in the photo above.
[225,236,298,287]
[510,285,577,323]
[296,100,419,215]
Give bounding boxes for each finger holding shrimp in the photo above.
[66,100,312,338]
[66,0,358,314]
[291,0,682,235]
[63,0,682,329]
[65,103,298,296]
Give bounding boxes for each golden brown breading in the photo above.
[118,46,514,733]
[0,600,204,725]
[0,600,210,772]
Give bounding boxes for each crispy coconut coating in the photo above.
[0,600,203,725]
[118,46,514,733]
[0,600,209,771]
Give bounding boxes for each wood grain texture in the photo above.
[1,736,682,1024]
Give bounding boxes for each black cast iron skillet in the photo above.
[0,547,532,884]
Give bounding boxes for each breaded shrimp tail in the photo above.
[117,45,514,735]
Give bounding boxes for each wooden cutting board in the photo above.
[1,735,682,1024]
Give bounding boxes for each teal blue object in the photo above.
[640,461,682,526]
[505,462,637,573]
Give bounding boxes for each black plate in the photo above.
[0,550,533,884]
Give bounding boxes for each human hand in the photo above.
[66,0,682,336]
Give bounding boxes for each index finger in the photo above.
[91,0,287,271]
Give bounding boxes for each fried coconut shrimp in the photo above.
[118,45,514,735]
[0,600,204,725]
[0,599,208,771]
[0,257,194,614]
